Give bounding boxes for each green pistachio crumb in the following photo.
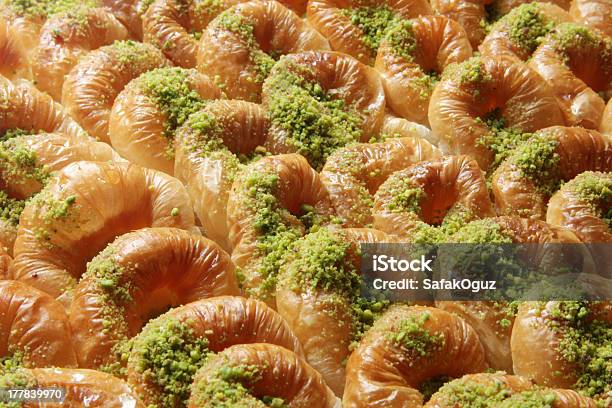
[547,302,611,399]
[3,0,97,19]
[137,67,209,144]
[511,132,561,196]
[475,109,533,172]
[264,58,363,170]
[450,219,514,244]
[381,177,425,214]
[388,311,445,358]
[501,3,555,53]
[339,5,399,53]
[444,57,492,86]
[498,389,557,408]
[385,20,417,61]
[215,11,275,83]
[0,190,25,226]
[431,375,514,407]
[567,172,611,227]
[132,317,211,407]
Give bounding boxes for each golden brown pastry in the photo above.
[511,301,611,403]
[429,0,488,48]
[0,280,77,368]
[197,0,329,101]
[547,171,611,243]
[126,296,303,407]
[11,161,196,303]
[0,133,119,254]
[343,305,487,407]
[528,23,611,129]
[479,3,572,63]
[428,56,565,173]
[261,51,386,170]
[0,75,88,141]
[492,126,612,219]
[438,216,583,372]
[188,344,340,408]
[570,0,612,37]
[226,154,334,306]
[109,67,221,174]
[376,15,472,126]
[0,367,146,407]
[69,227,240,372]
[61,40,170,142]
[424,372,596,408]
[143,0,246,67]
[372,155,495,241]
[32,6,130,100]
[307,0,433,64]
[276,227,394,395]
[174,99,271,251]
[320,135,441,227]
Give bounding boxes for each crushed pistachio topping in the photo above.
[569,172,611,227]
[264,58,363,170]
[500,3,555,53]
[0,128,33,142]
[494,301,520,330]
[381,177,425,214]
[178,110,246,185]
[49,1,101,39]
[100,338,133,378]
[339,5,399,53]
[0,351,28,373]
[2,0,97,18]
[240,168,303,300]
[443,57,492,87]
[84,244,131,304]
[450,219,513,244]
[387,311,444,359]
[193,0,226,17]
[0,137,51,185]
[27,188,78,245]
[215,12,275,83]
[411,71,440,100]
[109,40,161,67]
[0,351,37,408]
[376,174,475,243]
[431,376,514,407]
[497,389,557,408]
[547,301,611,400]
[385,20,417,61]
[191,362,288,407]
[0,191,25,226]
[475,110,533,171]
[407,222,448,244]
[136,68,209,149]
[551,23,612,56]
[510,132,561,196]
[279,228,389,346]
[192,363,262,407]
[548,23,612,82]
[132,317,211,408]
[34,192,76,221]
